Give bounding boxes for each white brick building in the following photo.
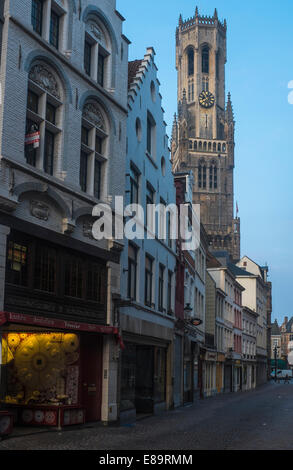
[0,0,129,426]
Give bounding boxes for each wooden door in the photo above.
[80,334,102,422]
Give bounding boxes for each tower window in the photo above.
[202,47,209,74]
[188,48,194,76]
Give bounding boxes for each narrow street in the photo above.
[1,382,293,450]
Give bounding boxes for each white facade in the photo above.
[0,0,129,424]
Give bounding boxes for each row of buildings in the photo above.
[271,317,293,368]
[0,0,271,431]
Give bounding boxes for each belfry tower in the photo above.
[172,7,240,262]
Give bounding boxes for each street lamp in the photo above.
[184,304,203,327]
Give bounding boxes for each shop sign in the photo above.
[0,311,125,349]
[205,352,217,362]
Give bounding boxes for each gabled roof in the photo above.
[286,317,293,333]
[228,263,255,278]
[128,60,143,90]
[271,320,280,336]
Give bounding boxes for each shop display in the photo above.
[1,332,80,408]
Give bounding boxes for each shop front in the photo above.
[216,353,225,394]
[233,360,242,392]
[203,351,217,398]
[120,338,169,422]
[0,312,122,428]
[224,360,233,393]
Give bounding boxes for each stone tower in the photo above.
[172,7,240,262]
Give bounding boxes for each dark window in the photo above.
[6,241,28,287]
[64,255,83,299]
[146,183,154,227]
[81,126,89,146]
[188,48,194,76]
[27,90,39,114]
[80,151,88,192]
[128,244,137,300]
[147,116,152,154]
[31,0,43,35]
[198,166,202,188]
[94,159,102,199]
[34,244,56,293]
[130,166,139,205]
[25,119,38,167]
[50,10,59,49]
[84,40,92,76]
[145,255,153,307]
[95,134,103,154]
[97,53,105,87]
[202,47,209,74]
[167,271,172,314]
[158,265,165,312]
[87,261,106,302]
[203,166,207,189]
[44,130,54,175]
[46,102,56,124]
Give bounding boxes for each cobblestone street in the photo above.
[1,382,293,450]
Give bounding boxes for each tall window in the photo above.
[80,151,88,192]
[146,182,155,228]
[209,164,218,190]
[31,0,43,35]
[147,112,156,158]
[158,265,165,312]
[34,244,57,293]
[84,19,111,88]
[128,244,137,300]
[98,53,105,87]
[198,163,207,189]
[26,63,63,175]
[188,48,194,76]
[6,241,29,287]
[167,271,172,315]
[202,47,209,74]
[84,40,92,76]
[145,255,153,307]
[50,10,60,49]
[81,101,107,197]
[44,130,55,175]
[130,165,139,205]
[65,255,83,299]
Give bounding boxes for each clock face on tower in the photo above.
[199,91,215,109]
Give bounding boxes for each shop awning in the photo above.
[0,311,125,349]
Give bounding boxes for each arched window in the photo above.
[188,79,194,102]
[202,46,209,74]
[25,62,64,175]
[198,160,207,189]
[80,101,109,198]
[209,162,218,190]
[187,48,194,76]
[194,141,197,151]
[84,16,112,89]
[213,142,217,152]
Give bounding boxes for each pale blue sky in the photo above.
[117,0,293,324]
